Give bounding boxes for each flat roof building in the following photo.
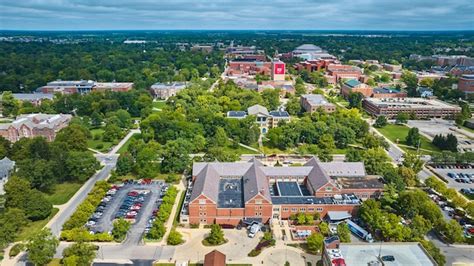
[323,242,437,266]
[363,97,461,119]
[341,79,373,98]
[301,94,336,113]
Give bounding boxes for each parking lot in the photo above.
[86,180,167,242]
[429,165,474,190]
[407,119,474,152]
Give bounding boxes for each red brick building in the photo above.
[341,79,373,98]
[227,59,272,76]
[186,158,383,226]
[294,59,339,72]
[458,74,474,94]
[0,114,72,142]
[326,64,363,82]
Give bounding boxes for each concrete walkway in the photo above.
[109,129,141,155]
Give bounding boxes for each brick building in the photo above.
[458,74,474,94]
[372,87,407,98]
[363,98,461,119]
[93,82,134,92]
[38,80,133,94]
[294,59,339,72]
[227,58,272,76]
[326,64,363,83]
[227,104,290,134]
[185,158,383,226]
[341,79,373,98]
[301,94,336,113]
[0,113,72,142]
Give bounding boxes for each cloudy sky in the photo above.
[0,0,473,30]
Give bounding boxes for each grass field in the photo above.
[47,258,61,266]
[117,133,142,154]
[222,143,260,155]
[460,125,474,134]
[376,124,441,154]
[45,182,83,205]
[87,128,114,152]
[15,208,59,241]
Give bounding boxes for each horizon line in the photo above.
[1,29,474,32]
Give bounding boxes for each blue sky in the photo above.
[1,0,473,30]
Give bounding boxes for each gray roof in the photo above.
[150,82,187,90]
[327,211,352,221]
[0,157,15,179]
[269,111,290,118]
[191,157,371,205]
[9,93,54,101]
[227,111,247,118]
[0,114,72,131]
[305,157,333,191]
[302,94,332,106]
[319,162,366,177]
[247,104,269,116]
[293,44,323,53]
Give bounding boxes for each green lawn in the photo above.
[45,182,83,205]
[174,190,186,225]
[376,124,441,154]
[87,128,114,152]
[118,133,142,154]
[460,125,474,133]
[15,208,59,241]
[47,258,62,266]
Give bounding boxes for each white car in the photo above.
[248,223,261,238]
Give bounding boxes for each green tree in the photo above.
[362,147,391,175]
[402,152,424,173]
[161,138,192,173]
[406,127,421,147]
[1,91,20,117]
[116,152,134,176]
[395,112,409,124]
[55,124,90,151]
[213,127,228,147]
[401,71,418,97]
[409,215,432,241]
[286,96,301,115]
[112,218,131,241]
[262,89,281,110]
[0,208,28,248]
[306,233,324,254]
[337,223,351,243]
[27,228,59,266]
[319,222,330,236]
[66,151,100,182]
[62,241,97,266]
[102,122,122,142]
[348,92,364,109]
[167,229,184,245]
[374,116,388,128]
[147,221,166,240]
[440,220,464,244]
[205,224,226,245]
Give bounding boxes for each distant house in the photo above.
[0,157,15,195]
[149,82,187,100]
[0,113,72,142]
[301,94,336,113]
[226,104,290,134]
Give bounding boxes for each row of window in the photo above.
[280,207,323,212]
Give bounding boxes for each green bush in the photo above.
[167,229,184,245]
[112,218,131,242]
[60,228,113,242]
[248,249,261,257]
[62,181,109,231]
[96,143,104,149]
[9,243,24,257]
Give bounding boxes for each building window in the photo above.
[291,208,297,212]
[283,208,289,212]
[199,199,206,205]
[325,186,333,191]
[259,206,263,210]
[256,199,262,204]
[316,207,323,212]
[273,208,280,212]
[308,208,314,212]
[300,208,306,212]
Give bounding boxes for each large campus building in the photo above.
[227,104,290,134]
[38,80,133,94]
[363,98,461,119]
[301,94,336,113]
[0,113,72,142]
[458,74,474,94]
[183,158,383,226]
[149,82,187,100]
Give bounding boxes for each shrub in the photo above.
[112,218,131,242]
[167,229,184,245]
[9,243,24,257]
[96,143,104,149]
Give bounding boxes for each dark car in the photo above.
[382,255,395,262]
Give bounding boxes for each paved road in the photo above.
[47,155,118,236]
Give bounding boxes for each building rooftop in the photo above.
[4,93,54,101]
[293,44,324,53]
[344,79,361,88]
[0,113,72,130]
[248,104,269,116]
[302,94,332,106]
[365,97,460,110]
[227,111,247,118]
[336,176,384,189]
[338,243,436,266]
[373,87,402,94]
[218,178,244,208]
[150,82,187,90]
[461,74,474,79]
[268,111,290,118]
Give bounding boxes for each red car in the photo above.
[128,191,138,197]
